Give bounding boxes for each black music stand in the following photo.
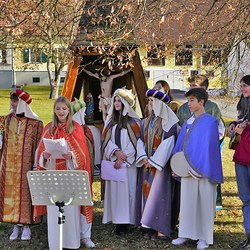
[27,170,92,250]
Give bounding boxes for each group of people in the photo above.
[0,73,249,250]
[100,76,224,250]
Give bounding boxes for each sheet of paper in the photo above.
[101,160,126,181]
[43,138,68,159]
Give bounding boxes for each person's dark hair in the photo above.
[237,94,244,111]
[185,88,208,105]
[111,97,128,128]
[240,75,250,86]
[154,80,173,101]
[188,74,209,90]
[236,75,250,120]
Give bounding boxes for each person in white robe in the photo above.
[101,88,141,235]
[34,96,93,250]
[171,88,223,250]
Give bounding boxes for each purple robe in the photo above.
[135,118,179,236]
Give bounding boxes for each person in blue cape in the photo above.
[171,88,223,250]
[177,74,225,211]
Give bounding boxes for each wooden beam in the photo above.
[132,49,148,116]
[61,54,82,101]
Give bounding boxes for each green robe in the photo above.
[177,100,221,126]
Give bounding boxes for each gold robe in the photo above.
[0,114,43,224]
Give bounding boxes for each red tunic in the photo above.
[34,121,93,223]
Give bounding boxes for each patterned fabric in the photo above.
[34,121,93,223]
[146,89,171,104]
[11,88,32,104]
[71,98,86,114]
[83,125,95,181]
[0,114,43,224]
[0,116,5,131]
[102,118,141,156]
[135,117,179,236]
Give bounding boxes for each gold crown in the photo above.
[114,88,135,107]
[71,98,86,114]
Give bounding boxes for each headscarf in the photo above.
[104,88,140,129]
[11,87,41,121]
[146,89,179,132]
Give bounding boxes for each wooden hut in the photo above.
[62,1,148,123]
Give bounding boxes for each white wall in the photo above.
[0,70,67,88]
[227,41,250,96]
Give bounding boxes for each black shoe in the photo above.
[112,224,128,236]
[239,239,250,249]
[112,225,121,235]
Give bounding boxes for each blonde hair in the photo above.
[50,96,75,135]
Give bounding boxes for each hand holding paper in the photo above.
[43,138,68,159]
[101,160,126,181]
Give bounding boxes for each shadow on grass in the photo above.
[91,207,244,250]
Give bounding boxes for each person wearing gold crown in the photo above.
[101,88,141,235]
[0,87,43,241]
[71,98,95,248]
[34,96,93,249]
[135,88,180,240]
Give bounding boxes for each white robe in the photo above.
[47,205,81,250]
[102,125,137,224]
[178,176,217,245]
[178,115,217,244]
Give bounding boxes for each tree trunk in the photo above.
[48,61,63,99]
[50,83,59,99]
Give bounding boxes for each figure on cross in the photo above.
[83,68,132,121]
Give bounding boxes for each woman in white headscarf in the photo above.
[101,88,141,235]
[135,89,180,240]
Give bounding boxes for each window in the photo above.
[32,77,40,83]
[60,77,65,83]
[189,69,199,77]
[201,45,222,65]
[0,49,7,64]
[23,48,47,63]
[175,45,193,66]
[146,45,166,66]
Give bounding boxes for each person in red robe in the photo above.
[34,96,93,249]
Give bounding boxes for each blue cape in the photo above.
[173,113,223,184]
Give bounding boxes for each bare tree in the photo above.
[1,0,85,99]
[1,0,250,95]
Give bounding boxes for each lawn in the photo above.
[0,86,244,249]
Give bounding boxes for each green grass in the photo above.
[0,86,244,249]
[0,86,62,124]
